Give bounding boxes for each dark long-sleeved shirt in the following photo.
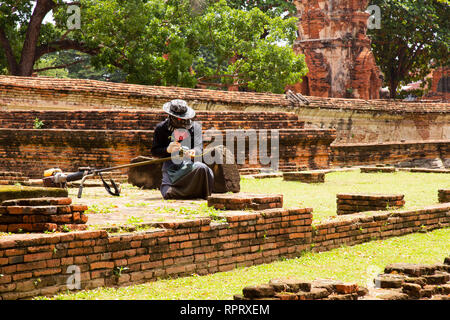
[151,119,203,159]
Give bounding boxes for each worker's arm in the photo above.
[151,124,171,158]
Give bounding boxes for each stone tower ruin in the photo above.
[292,0,383,100]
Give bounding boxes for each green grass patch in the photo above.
[37,228,450,300]
[241,171,450,222]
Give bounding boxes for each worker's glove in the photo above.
[167,141,181,154]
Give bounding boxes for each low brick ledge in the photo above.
[0,203,449,300]
[439,190,450,203]
[1,76,448,113]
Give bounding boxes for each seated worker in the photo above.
[151,99,214,200]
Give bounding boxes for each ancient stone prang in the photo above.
[291,0,382,99]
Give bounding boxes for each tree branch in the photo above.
[34,40,100,61]
[196,81,229,88]
[33,59,87,73]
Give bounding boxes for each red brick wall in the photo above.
[0,128,336,178]
[424,67,449,102]
[0,76,448,145]
[311,204,450,253]
[0,204,448,299]
[0,110,304,131]
[331,140,450,167]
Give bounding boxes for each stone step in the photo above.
[207,193,283,210]
[2,197,72,207]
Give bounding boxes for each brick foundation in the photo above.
[282,171,326,183]
[0,172,29,185]
[0,202,449,299]
[234,257,450,300]
[0,128,336,179]
[0,76,449,170]
[336,194,405,215]
[207,193,283,210]
[372,260,450,300]
[331,140,450,168]
[360,167,397,173]
[438,190,450,203]
[235,278,366,300]
[0,76,448,146]
[0,198,88,233]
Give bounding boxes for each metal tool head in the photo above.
[99,172,121,197]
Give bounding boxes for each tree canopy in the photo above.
[0,0,307,93]
[368,0,449,98]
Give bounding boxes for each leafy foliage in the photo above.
[192,1,307,92]
[226,0,297,18]
[0,0,306,93]
[368,0,450,98]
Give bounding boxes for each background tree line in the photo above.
[0,0,448,97]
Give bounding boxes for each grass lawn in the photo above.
[240,171,450,222]
[37,227,450,300]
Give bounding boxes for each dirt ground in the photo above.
[67,183,211,231]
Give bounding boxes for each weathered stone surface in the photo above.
[335,283,359,294]
[325,293,358,300]
[384,263,436,277]
[297,288,330,300]
[437,284,450,295]
[337,193,405,215]
[420,286,436,298]
[275,292,298,300]
[377,291,409,300]
[374,274,405,288]
[271,278,311,293]
[423,272,450,285]
[268,279,289,293]
[357,287,369,297]
[361,167,397,173]
[403,277,427,287]
[242,284,275,299]
[439,190,450,203]
[208,193,283,211]
[127,156,163,190]
[283,171,325,183]
[202,145,240,193]
[0,186,68,203]
[402,283,422,298]
[311,279,344,293]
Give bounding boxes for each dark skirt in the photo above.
[161,162,214,200]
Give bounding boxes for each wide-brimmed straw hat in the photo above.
[163,99,196,119]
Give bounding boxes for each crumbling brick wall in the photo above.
[0,127,336,178]
[291,0,382,99]
[0,203,448,299]
[0,76,448,169]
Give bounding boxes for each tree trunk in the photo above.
[389,78,398,99]
[17,0,55,76]
[0,29,19,75]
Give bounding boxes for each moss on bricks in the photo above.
[0,185,67,203]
